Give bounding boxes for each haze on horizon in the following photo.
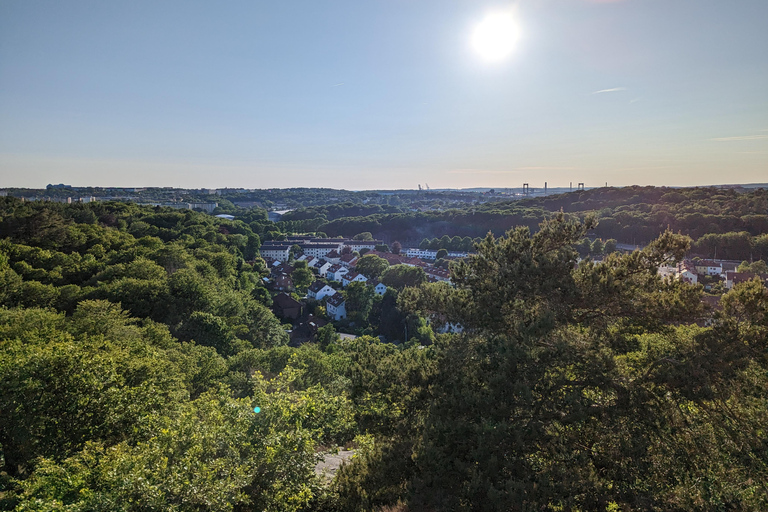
[1,0,766,190]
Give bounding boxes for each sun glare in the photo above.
[471,12,520,62]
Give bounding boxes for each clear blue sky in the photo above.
[1,0,766,189]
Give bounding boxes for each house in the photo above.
[325,250,342,264]
[272,274,295,292]
[424,266,451,283]
[270,262,294,277]
[316,259,332,277]
[676,261,698,284]
[369,279,387,295]
[273,293,303,320]
[327,264,349,282]
[289,314,329,346]
[658,265,677,279]
[342,271,368,288]
[339,253,359,268]
[308,281,336,301]
[719,261,740,273]
[694,260,722,276]
[725,271,768,290]
[326,293,347,321]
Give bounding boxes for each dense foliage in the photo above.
[1,195,767,511]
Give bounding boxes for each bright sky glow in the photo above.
[0,0,766,189]
[471,12,520,62]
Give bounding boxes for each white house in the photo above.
[339,254,359,268]
[677,261,698,284]
[316,260,332,277]
[694,260,722,276]
[369,280,387,295]
[342,271,368,288]
[326,293,347,321]
[327,264,349,282]
[308,281,336,301]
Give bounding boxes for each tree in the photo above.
[737,260,768,274]
[346,282,375,325]
[381,265,426,290]
[435,248,448,260]
[356,254,390,280]
[391,241,402,255]
[375,244,390,253]
[177,311,242,356]
[291,265,314,293]
[604,238,617,254]
[393,218,768,511]
[591,238,604,255]
[353,232,374,241]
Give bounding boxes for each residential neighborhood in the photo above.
[258,235,456,344]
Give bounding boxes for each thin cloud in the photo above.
[448,169,522,174]
[516,166,578,171]
[592,87,627,94]
[711,135,768,142]
[629,97,642,104]
[331,82,345,87]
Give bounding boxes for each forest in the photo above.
[1,192,767,511]
[276,186,768,261]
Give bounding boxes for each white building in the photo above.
[342,271,368,288]
[308,281,336,301]
[316,260,333,277]
[260,242,292,261]
[326,293,347,321]
[300,242,343,259]
[370,280,387,295]
[405,248,438,259]
[327,264,349,282]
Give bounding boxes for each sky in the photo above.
[1,0,766,190]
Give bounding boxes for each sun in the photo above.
[471,12,520,62]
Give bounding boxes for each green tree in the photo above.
[355,254,390,280]
[291,265,314,294]
[346,282,375,325]
[381,265,426,290]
